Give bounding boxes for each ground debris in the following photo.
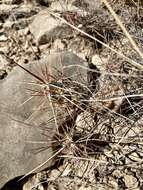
[0,0,143,190]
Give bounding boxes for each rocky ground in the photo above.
[0,0,143,190]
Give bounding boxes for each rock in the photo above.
[0,33,8,41]
[0,69,7,79]
[3,20,14,29]
[23,172,46,190]
[0,54,9,70]
[124,174,139,189]
[53,39,65,50]
[0,62,54,189]
[50,1,78,12]
[48,158,98,190]
[0,51,88,189]
[92,54,108,70]
[0,4,18,12]
[0,46,8,53]
[29,10,72,45]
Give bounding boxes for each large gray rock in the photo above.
[0,51,88,188]
[29,10,72,45]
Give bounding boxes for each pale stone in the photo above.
[0,51,88,188]
[29,10,72,45]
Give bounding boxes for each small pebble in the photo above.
[0,69,7,79]
[0,34,8,42]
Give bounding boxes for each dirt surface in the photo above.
[0,0,143,189]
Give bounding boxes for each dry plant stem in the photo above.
[48,89,59,132]
[48,11,143,70]
[65,64,141,76]
[86,94,143,102]
[60,155,107,164]
[102,0,143,59]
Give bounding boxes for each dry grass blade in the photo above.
[59,155,107,163]
[102,0,143,59]
[85,93,143,102]
[48,10,143,70]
